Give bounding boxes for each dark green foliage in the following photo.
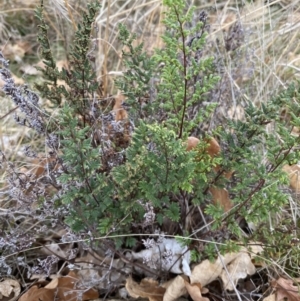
[115,24,155,123]
[35,0,101,118]
[2,0,300,274]
[34,0,62,107]
[153,0,219,139]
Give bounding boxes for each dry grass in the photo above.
[1,0,299,95]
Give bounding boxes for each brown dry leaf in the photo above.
[164,247,263,301]
[186,137,200,151]
[181,275,209,301]
[1,43,26,62]
[248,243,264,257]
[19,270,98,301]
[186,137,221,157]
[190,252,240,286]
[0,278,21,300]
[282,164,300,192]
[186,136,233,212]
[53,270,98,300]
[228,105,245,121]
[163,276,186,301]
[125,276,165,301]
[56,60,69,71]
[263,293,276,301]
[44,278,59,289]
[113,93,128,121]
[247,243,265,267]
[220,252,256,291]
[209,186,232,213]
[164,254,230,301]
[272,277,300,301]
[18,286,49,301]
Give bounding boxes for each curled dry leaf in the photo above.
[113,93,128,121]
[125,276,165,301]
[209,186,232,213]
[186,136,233,212]
[263,294,276,301]
[181,275,210,301]
[0,278,21,300]
[165,255,226,301]
[248,243,264,257]
[164,247,263,301]
[1,43,26,62]
[272,277,300,301]
[190,252,240,286]
[186,137,220,157]
[282,164,300,192]
[18,270,98,301]
[247,243,265,267]
[163,276,186,301]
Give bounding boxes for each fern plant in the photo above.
[114,0,300,260]
[153,0,219,139]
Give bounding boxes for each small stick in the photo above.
[0,106,18,121]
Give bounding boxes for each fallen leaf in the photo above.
[164,247,262,301]
[125,276,165,301]
[181,275,210,301]
[18,285,53,301]
[186,137,200,151]
[164,250,245,301]
[263,293,276,301]
[186,136,233,212]
[272,277,300,301]
[209,186,232,213]
[19,270,98,301]
[44,278,59,289]
[163,254,234,301]
[248,243,264,258]
[1,43,26,62]
[163,276,186,301]
[190,252,240,286]
[220,252,256,290]
[0,278,21,300]
[186,137,220,157]
[282,164,300,192]
[113,93,128,121]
